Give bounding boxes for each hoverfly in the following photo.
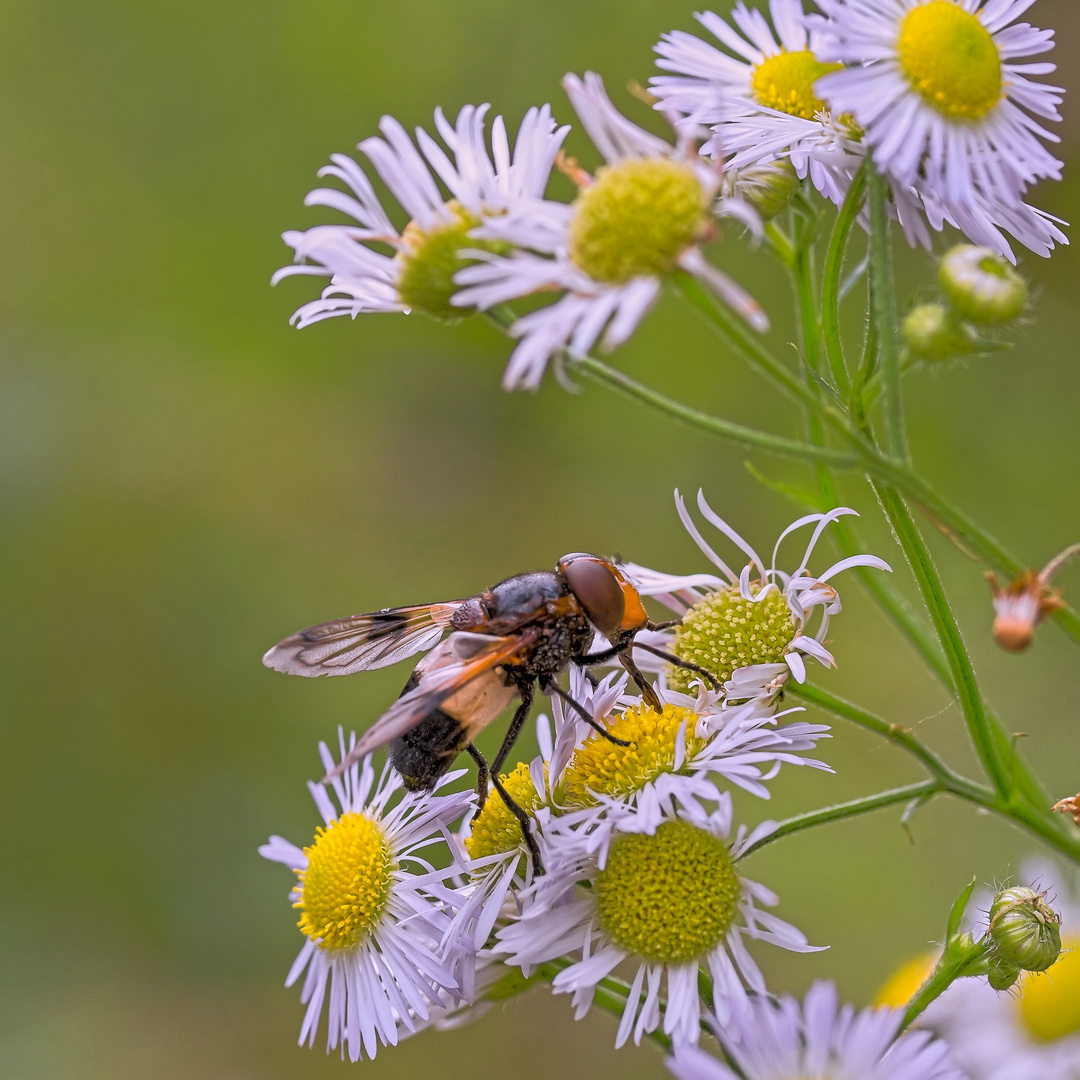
[263,553,716,870]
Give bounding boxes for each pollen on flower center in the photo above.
[562,703,706,806]
[668,581,797,692]
[294,811,394,951]
[750,50,841,121]
[568,157,708,284]
[397,200,510,319]
[898,1,1002,120]
[594,820,740,964]
[1018,935,1080,1042]
[465,761,545,862]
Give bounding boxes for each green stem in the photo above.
[786,683,991,803]
[867,166,907,460]
[738,781,941,858]
[900,938,988,1032]
[822,163,867,395]
[874,482,1013,796]
[569,355,859,469]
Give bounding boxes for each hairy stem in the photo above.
[822,163,867,395]
[867,167,907,460]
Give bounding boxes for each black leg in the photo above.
[632,640,721,691]
[491,682,534,776]
[619,653,663,712]
[545,679,632,747]
[576,642,628,666]
[647,618,682,632]
[465,742,490,805]
[490,771,544,876]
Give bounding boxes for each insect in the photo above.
[263,553,717,871]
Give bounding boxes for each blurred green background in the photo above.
[3,1,1080,1076]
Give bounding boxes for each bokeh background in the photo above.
[3,1,1080,1076]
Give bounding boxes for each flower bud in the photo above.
[939,245,1028,325]
[724,160,801,222]
[903,302,978,361]
[988,887,1062,973]
[986,952,1021,992]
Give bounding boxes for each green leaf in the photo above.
[947,877,977,941]
[744,461,824,512]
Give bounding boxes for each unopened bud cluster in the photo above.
[903,245,1028,363]
[984,885,1062,991]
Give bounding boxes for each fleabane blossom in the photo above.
[453,71,768,391]
[907,860,1080,1079]
[624,491,890,705]
[651,1,861,208]
[259,732,475,1062]
[494,796,820,1049]
[650,3,1066,259]
[810,0,1064,216]
[273,104,568,325]
[668,981,965,1080]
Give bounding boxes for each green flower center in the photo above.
[668,582,797,692]
[396,201,510,320]
[1018,936,1080,1042]
[294,811,394,951]
[898,1,1002,120]
[568,158,708,283]
[465,761,545,861]
[750,49,842,121]
[561,703,706,807]
[594,820,740,964]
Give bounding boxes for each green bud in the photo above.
[988,886,1062,974]
[903,302,978,361]
[724,160,801,222]
[987,952,1021,992]
[939,245,1028,325]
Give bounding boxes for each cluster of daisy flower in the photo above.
[257,497,965,1073]
[274,0,1066,392]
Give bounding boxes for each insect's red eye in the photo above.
[561,556,625,636]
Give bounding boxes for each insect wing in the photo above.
[323,629,537,781]
[262,601,464,677]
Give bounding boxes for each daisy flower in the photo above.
[452,71,768,391]
[272,103,568,325]
[910,860,1080,1079]
[668,980,965,1080]
[494,796,821,1048]
[810,0,1064,214]
[623,491,890,705]
[259,732,475,1062]
[651,1,863,207]
[650,4,1066,259]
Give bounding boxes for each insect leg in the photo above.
[490,682,534,777]
[631,640,722,691]
[465,742,490,805]
[490,771,543,875]
[618,653,664,712]
[576,642,628,666]
[646,618,682,632]
[545,680,632,748]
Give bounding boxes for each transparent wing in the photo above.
[323,629,538,780]
[262,601,464,677]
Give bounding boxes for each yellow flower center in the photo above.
[561,703,706,807]
[568,157,708,284]
[465,761,545,861]
[668,582,797,692]
[874,951,939,1008]
[595,820,740,964]
[1018,935,1080,1042]
[293,811,394,951]
[397,200,510,320]
[750,50,842,121]
[897,1,1002,120]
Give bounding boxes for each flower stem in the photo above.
[900,935,988,1032]
[822,162,867,396]
[569,355,859,469]
[867,166,907,461]
[786,683,991,802]
[737,781,942,859]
